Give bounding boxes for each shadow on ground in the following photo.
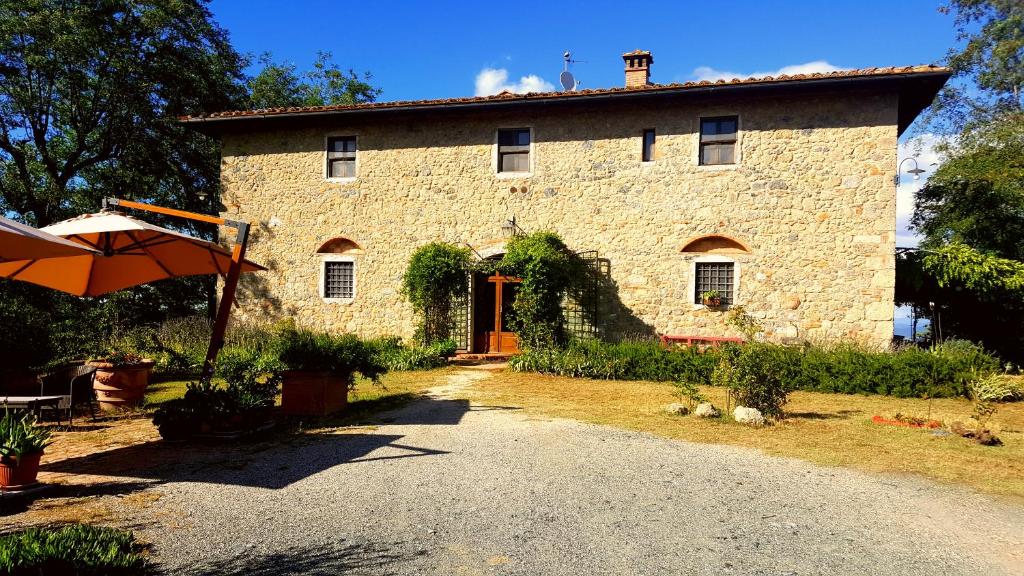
[37,396,516,491]
[175,541,416,576]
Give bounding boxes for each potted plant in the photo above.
[0,411,53,489]
[701,289,723,308]
[88,350,156,411]
[276,328,386,416]
[153,348,281,441]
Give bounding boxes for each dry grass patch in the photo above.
[470,371,1024,499]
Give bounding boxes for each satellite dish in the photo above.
[560,70,576,91]
[560,50,581,91]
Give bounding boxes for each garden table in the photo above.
[0,396,64,424]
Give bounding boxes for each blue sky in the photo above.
[210,0,957,102]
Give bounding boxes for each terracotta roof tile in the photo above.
[180,65,950,122]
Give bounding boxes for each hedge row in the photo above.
[508,339,1001,398]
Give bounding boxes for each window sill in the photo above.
[496,171,532,180]
[322,297,355,305]
[695,163,739,172]
[325,177,358,185]
[691,303,735,311]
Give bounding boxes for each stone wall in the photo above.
[219,89,898,347]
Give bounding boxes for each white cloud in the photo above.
[690,60,845,82]
[474,68,554,96]
[896,133,948,247]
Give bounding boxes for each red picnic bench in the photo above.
[658,335,744,348]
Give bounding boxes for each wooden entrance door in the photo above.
[474,274,521,354]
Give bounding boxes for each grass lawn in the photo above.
[469,371,1024,500]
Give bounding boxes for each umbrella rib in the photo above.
[66,234,102,250]
[4,259,37,279]
[124,230,176,278]
[118,236,179,253]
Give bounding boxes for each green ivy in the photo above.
[401,242,472,344]
[499,232,587,348]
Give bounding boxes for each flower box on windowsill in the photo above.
[702,296,723,308]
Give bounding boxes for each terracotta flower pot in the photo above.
[88,359,155,411]
[0,452,43,489]
[281,370,349,416]
[702,296,722,308]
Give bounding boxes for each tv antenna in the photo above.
[560,50,584,91]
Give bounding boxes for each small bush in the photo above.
[273,327,386,384]
[725,344,792,418]
[0,524,150,575]
[367,336,454,371]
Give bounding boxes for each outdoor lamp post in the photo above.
[895,157,927,185]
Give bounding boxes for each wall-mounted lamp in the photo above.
[501,215,524,237]
[895,157,927,185]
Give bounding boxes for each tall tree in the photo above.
[901,1,1024,359]
[0,0,248,368]
[247,51,381,109]
[0,0,247,227]
[923,0,1023,135]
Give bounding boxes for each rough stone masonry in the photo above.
[200,57,950,349]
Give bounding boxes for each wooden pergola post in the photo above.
[103,198,252,384]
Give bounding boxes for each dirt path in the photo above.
[133,366,1024,575]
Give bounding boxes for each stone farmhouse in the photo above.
[183,51,949,353]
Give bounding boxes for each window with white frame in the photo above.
[694,261,735,305]
[497,128,531,173]
[323,260,354,300]
[326,136,357,178]
[699,116,738,166]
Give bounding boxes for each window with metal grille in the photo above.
[327,136,357,178]
[694,262,734,304]
[642,129,656,162]
[324,260,354,299]
[497,128,530,173]
[699,116,737,165]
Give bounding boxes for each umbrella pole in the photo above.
[102,198,255,384]
[200,222,250,384]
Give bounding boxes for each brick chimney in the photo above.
[623,49,653,87]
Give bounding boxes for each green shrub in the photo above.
[0,524,150,575]
[511,338,1000,399]
[152,343,283,440]
[500,232,587,348]
[367,336,454,371]
[725,344,793,418]
[510,338,722,382]
[402,242,472,345]
[273,327,386,384]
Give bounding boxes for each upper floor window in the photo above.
[642,129,656,162]
[497,128,531,173]
[699,116,737,166]
[327,136,357,179]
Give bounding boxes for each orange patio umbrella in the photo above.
[0,210,264,297]
[0,215,99,263]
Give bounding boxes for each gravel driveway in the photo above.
[145,367,1024,575]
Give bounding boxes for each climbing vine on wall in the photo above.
[498,232,587,349]
[401,242,472,344]
[402,233,590,349]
